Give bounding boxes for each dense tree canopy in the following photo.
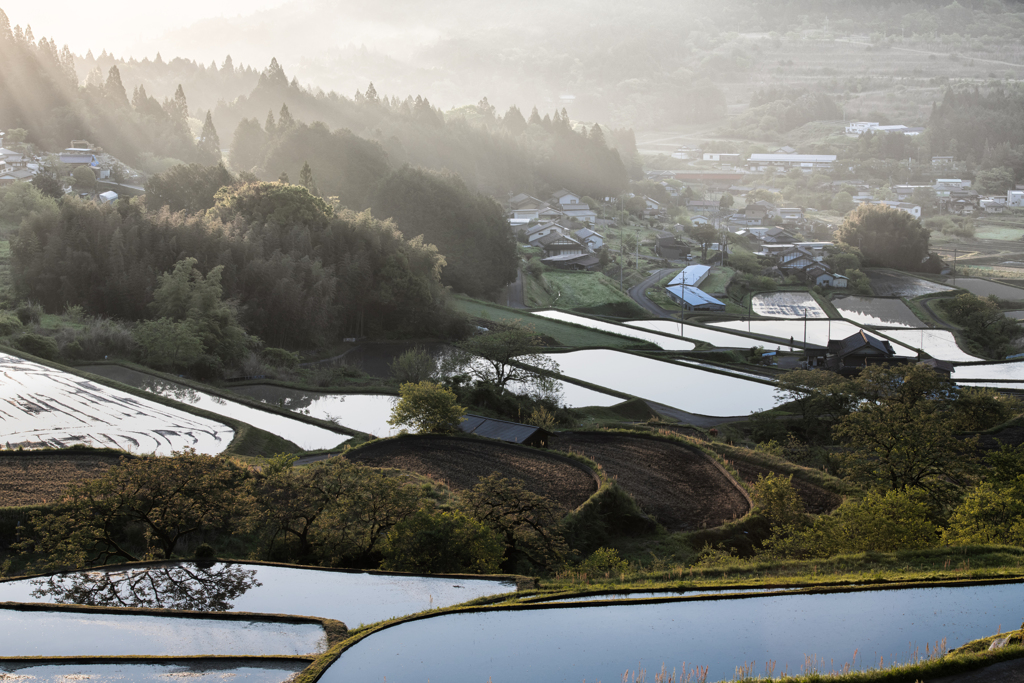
[835,204,932,272]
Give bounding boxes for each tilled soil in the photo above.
[345,437,597,512]
[728,460,843,514]
[0,453,122,506]
[548,433,749,531]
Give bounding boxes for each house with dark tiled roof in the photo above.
[824,331,900,374]
[537,232,586,258]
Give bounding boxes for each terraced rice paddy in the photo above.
[867,271,954,297]
[711,320,917,354]
[750,292,827,319]
[318,582,1024,683]
[0,562,515,626]
[530,350,778,416]
[952,361,1024,382]
[832,296,923,328]
[878,329,983,363]
[0,607,326,657]
[79,365,350,451]
[230,386,399,438]
[0,661,308,682]
[0,353,233,455]
[950,277,1024,301]
[0,451,123,506]
[624,319,800,351]
[534,310,695,350]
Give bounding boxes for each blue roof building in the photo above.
[668,265,711,288]
[666,284,726,312]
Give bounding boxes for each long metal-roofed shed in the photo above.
[668,265,711,288]
[666,284,726,312]
[458,414,551,447]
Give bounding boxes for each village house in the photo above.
[823,330,900,375]
[655,235,690,260]
[541,253,602,271]
[574,227,604,251]
[536,231,586,258]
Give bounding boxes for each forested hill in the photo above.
[218,58,633,201]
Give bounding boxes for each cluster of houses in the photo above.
[844,122,925,137]
[759,243,849,288]
[0,136,130,203]
[512,190,607,271]
[510,189,598,226]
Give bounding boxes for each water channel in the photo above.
[320,582,1024,683]
[78,365,350,451]
[0,352,232,455]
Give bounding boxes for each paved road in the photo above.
[505,267,526,309]
[628,267,678,318]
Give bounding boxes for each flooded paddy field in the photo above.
[0,562,516,627]
[0,660,308,682]
[711,320,917,354]
[832,296,924,328]
[952,361,1024,382]
[320,582,1024,683]
[534,310,695,350]
[878,329,983,363]
[229,386,399,438]
[950,277,1024,301]
[0,353,232,455]
[0,606,326,657]
[750,292,827,319]
[532,350,778,416]
[867,271,954,297]
[79,365,350,451]
[624,319,801,351]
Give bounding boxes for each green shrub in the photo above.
[380,509,504,574]
[577,547,630,576]
[0,311,22,336]
[263,347,301,369]
[15,302,42,326]
[13,333,59,360]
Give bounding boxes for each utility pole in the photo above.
[803,307,808,350]
[619,223,624,292]
[953,248,958,286]
[635,227,641,272]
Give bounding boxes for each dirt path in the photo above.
[548,432,749,531]
[344,436,596,512]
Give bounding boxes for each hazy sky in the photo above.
[5,1,289,58]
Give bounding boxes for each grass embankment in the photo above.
[451,296,649,349]
[524,269,646,317]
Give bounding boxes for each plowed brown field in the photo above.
[729,460,842,514]
[345,436,597,512]
[548,433,749,531]
[0,453,123,507]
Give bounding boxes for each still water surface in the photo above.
[624,319,801,351]
[0,353,232,455]
[0,660,308,682]
[878,329,982,363]
[321,583,1024,683]
[711,320,916,354]
[79,365,350,451]
[230,386,400,438]
[0,606,325,657]
[535,311,696,351]
[0,562,517,627]
[531,350,778,416]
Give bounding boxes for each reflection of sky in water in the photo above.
[953,361,1024,381]
[0,607,325,657]
[528,350,777,416]
[534,310,695,351]
[751,292,827,319]
[832,296,923,328]
[0,353,232,455]
[624,319,801,352]
[231,386,400,437]
[79,365,350,451]
[711,320,916,355]
[0,661,307,682]
[959,381,1024,390]
[0,562,516,628]
[877,329,982,363]
[321,583,1024,683]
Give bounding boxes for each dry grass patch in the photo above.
[0,452,125,506]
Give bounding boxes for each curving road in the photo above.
[628,267,679,318]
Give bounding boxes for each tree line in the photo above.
[11,177,465,352]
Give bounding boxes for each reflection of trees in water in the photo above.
[140,379,201,406]
[30,563,261,611]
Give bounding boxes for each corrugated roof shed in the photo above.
[668,265,711,287]
[458,414,549,446]
[666,284,725,308]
